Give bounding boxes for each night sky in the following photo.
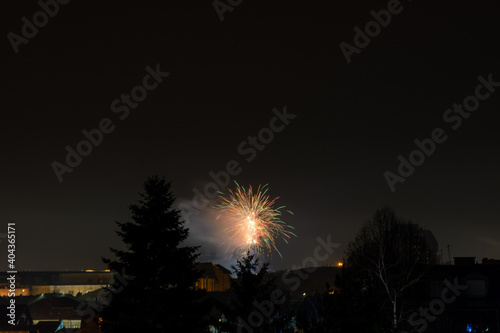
[2,0,499,271]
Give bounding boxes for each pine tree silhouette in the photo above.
[101,175,208,332]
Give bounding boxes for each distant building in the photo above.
[0,265,233,297]
[423,261,500,333]
[482,258,500,265]
[195,263,231,292]
[0,271,113,297]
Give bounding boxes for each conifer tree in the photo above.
[102,176,207,332]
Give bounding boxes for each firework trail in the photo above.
[214,182,296,257]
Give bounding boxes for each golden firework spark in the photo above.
[214,182,296,257]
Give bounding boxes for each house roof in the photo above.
[197,263,231,280]
[27,294,82,321]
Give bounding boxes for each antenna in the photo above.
[447,244,452,265]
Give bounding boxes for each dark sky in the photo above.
[2,0,499,271]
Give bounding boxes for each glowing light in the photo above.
[214,182,296,257]
[337,262,343,267]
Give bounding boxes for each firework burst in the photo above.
[214,182,296,257]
